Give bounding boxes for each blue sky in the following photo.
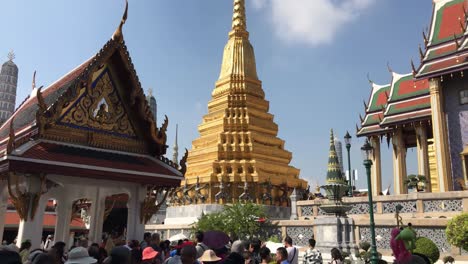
[0,1,433,192]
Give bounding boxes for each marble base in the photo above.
[164,204,291,225]
[314,216,358,256]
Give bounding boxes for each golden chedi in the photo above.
[174,0,307,206]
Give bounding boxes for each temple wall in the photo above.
[443,77,468,190]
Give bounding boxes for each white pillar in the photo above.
[0,184,8,243]
[126,185,147,241]
[415,124,431,192]
[54,197,73,246]
[88,188,107,244]
[370,136,382,195]
[289,188,298,220]
[392,128,407,195]
[16,195,48,249]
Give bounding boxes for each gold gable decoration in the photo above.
[60,70,136,137]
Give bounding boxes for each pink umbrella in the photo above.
[203,231,230,249]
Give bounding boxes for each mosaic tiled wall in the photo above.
[444,77,468,190]
[360,226,451,253]
[285,226,314,247]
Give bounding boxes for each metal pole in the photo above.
[347,144,352,197]
[364,159,379,264]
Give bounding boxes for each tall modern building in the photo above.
[334,135,344,174]
[146,88,157,125]
[0,52,18,125]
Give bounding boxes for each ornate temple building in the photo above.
[357,0,468,195]
[0,52,18,125]
[170,0,307,208]
[0,2,183,248]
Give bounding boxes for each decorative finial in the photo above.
[418,44,425,61]
[32,71,36,90]
[387,62,393,73]
[326,129,344,183]
[112,0,128,41]
[147,88,153,97]
[422,30,428,46]
[363,100,368,111]
[453,33,461,49]
[366,73,373,84]
[411,59,417,76]
[231,0,248,37]
[7,50,15,61]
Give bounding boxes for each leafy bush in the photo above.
[446,213,468,251]
[359,241,371,251]
[413,237,440,263]
[192,202,278,240]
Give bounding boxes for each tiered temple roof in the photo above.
[416,0,468,79]
[357,72,430,137]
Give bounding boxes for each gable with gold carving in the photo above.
[57,65,136,138]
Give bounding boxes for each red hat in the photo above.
[142,247,159,261]
[175,241,194,249]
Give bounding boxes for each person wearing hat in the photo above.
[198,249,221,264]
[65,247,97,264]
[142,247,159,264]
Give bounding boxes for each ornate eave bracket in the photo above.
[7,172,52,221]
[139,185,174,224]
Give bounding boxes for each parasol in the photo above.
[203,231,230,249]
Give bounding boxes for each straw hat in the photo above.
[198,249,221,262]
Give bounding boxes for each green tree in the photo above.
[446,212,468,251]
[192,202,277,240]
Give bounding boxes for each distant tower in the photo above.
[0,51,18,125]
[334,135,344,174]
[146,88,157,125]
[172,124,179,166]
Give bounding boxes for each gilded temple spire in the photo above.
[230,0,248,38]
[327,129,345,184]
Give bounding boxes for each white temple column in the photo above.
[88,188,107,244]
[126,185,147,241]
[369,136,382,195]
[54,196,73,245]
[392,128,407,194]
[415,123,431,192]
[0,184,8,243]
[16,195,48,249]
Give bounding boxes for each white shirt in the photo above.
[287,246,298,264]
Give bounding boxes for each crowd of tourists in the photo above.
[0,232,334,264]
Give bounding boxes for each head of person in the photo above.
[180,245,197,264]
[0,249,22,264]
[31,253,55,264]
[88,246,100,262]
[110,246,131,264]
[20,240,32,252]
[177,240,183,246]
[51,241,66,256]
[230,240,245,254]
[142,247,159,263]
[198,249,221,264]
[259,247,271,263]
[195,231,204,243]
[276,247,288,262]
[330,248,343,261]
[143,232,151,243]
[283,236,293,247]
[64,247,97,264]
[308,239,316,248]
[150,233,160,245]
[249,239,261,253]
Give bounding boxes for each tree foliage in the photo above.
[192,202,277,240]
[446,212,468,251]
[413,237,440,264]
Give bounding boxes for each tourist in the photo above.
[65,247,97,264]
[105,246,131,264]
[142,247,159,264]
[19,240,32,263]
[31,253,55,264]
[150,233,164,263]
[164,241,194,264]
[283,237,297,264]
[219,240,244,264]
[26,249,46,264]
[88,245,102,264]
[194,231,208,259]
[258,247,271,264]
[243,251,253,264]
[180,245,197,264]
[198,249,221,264]
[44,235,54,251]
[275,247,289,264]
[0,249,22,264]
[302,239,322,264]
[248,239,261,264]
[50,241,67,264]
[329,248,343,264]
[141,233,152,250]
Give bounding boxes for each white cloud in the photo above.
[251,0,375,46]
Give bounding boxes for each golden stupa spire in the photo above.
[215,0,260,97]
[230,0,248,38]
